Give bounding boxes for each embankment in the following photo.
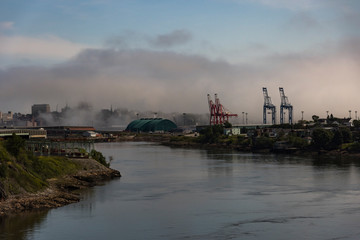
[0,158,120,216]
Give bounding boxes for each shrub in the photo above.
[90,149,109,167]
[198,125,224,144]
[5,133,25,157]
[288,136,309,149]
[253,136,274,149]
[311,128,334,150]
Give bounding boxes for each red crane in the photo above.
[207,94,238,125]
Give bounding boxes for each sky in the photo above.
[0,0,360,123]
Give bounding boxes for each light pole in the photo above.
[245,112,248,125]
[349,110,351,119]
[301,111,304,121]
[242,112,245,124]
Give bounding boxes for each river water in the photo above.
[2,142,360,239]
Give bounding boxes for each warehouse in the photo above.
[126,118,177,133]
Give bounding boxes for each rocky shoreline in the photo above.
[0,158,121,216]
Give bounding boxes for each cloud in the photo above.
[0,35,92,60]
[285,12,322,32]
[231,0,322,10]
[0,21,14,30]
[149,29,192,48]
[1,36,360,123]
[104,30,144,49]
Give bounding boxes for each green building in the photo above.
[126,118,177,133]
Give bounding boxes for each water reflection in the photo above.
[0,210,49,240]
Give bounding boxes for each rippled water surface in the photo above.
[2,142,360,239]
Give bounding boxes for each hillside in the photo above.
[0,135,120,216]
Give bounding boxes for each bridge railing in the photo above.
[26,139,95,158]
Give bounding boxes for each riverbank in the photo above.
[115,133,360,160]
[0,158,120,216]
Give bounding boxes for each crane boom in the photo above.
[279,87,293,124]
[207,94,237,125]
[262,87,276,125]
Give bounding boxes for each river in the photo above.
[1,142,360,239]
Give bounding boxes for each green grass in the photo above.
[0,141,81,196]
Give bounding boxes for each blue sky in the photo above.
[1,0,360,122]
[0,0,347,63]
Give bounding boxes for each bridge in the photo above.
[26,139,95,157]
[0,129,47,139]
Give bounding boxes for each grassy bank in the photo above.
[0,134,113,201]
[0,138,81,200]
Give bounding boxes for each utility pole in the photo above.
[242,112,245,124]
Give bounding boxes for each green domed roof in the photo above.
[126,118,177,132]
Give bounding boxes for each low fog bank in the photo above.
[38,102,210,130]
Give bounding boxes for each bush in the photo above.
[90,149,109,167]
[253,136,274,149]
[344,142,360,152]
[312,128,334,150]
[5,133,25,157]
[198,125,224,144]
[288,136,309,149]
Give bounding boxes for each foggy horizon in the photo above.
[1,0,360,124]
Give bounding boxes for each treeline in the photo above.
[170,123,360,153]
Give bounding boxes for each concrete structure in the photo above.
[32,104,50,117]
[0,111,13,122]
[26,139,95,157]
[0,128,47,139]
[224,127,243,136]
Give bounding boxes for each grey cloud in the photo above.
[149,29,192,48]
[285,12,322,32]
[104,30,143,49]
[1,37,360,124]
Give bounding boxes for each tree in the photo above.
[311,128,333,149]
[312,115,320,123]
[223,121,232,128]
[339,127,352,143]
[198,125,224,144]
[252,136,274,149]
[5,133,25,157]
[353,120,360,128]
[331,129,343,148]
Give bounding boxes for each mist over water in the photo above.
[37,102,210,128]
[2,142,360,239]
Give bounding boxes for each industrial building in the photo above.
[126,118,177,133]
[32,104,50,117]
[42,126,96,138]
